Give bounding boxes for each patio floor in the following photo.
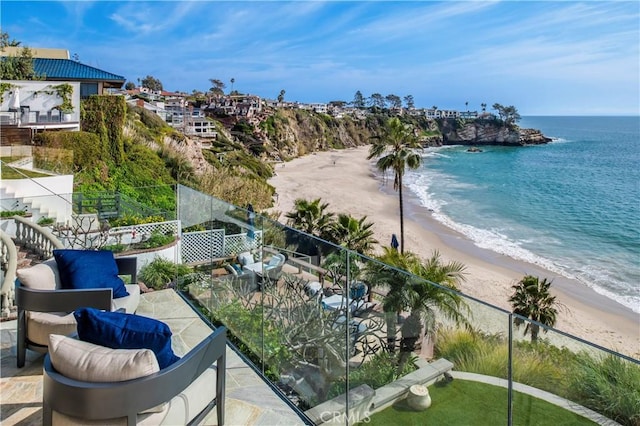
[0,289,306,426]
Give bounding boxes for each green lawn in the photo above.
[0,167,49,179]
[360,379,596,426]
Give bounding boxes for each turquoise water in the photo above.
[406,116,640,313]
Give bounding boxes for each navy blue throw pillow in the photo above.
[53,249,129,299]
[74,307,180,369]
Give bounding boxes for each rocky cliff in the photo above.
[439,119,551,146]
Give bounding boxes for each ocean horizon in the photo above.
[405,116,640,314]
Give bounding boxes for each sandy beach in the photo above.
[268,146,640,359]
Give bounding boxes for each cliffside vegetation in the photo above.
[31,96,547,216]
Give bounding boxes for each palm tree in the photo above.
[365,248,468,353]
[368,117,422,253]
[285,198,335,262]
[330,213,377,255]
[509,275,558,342]
[285,198,334,238]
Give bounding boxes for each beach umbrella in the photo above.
[9,87,20,111]
[391,233,399,251]
[246,203,255,240]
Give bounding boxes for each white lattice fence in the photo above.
[224,232,262,255]
[181,229,224,264]
[181,229,262,264]
[104,220,179,247]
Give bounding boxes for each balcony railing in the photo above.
[1,183,637,425]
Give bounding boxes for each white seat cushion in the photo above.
[51,365,218,425]
[48,334,159,382]
[27,312,77,346]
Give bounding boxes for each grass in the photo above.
[0,166,50,179]
[361,379,596,426]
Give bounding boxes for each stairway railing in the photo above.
[0,229,18,318]
[14,216,64,259]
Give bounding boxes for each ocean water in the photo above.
[405,116,640,313]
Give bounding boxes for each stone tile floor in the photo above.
[0,289,306,426]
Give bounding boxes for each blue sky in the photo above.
[2,1,639,115]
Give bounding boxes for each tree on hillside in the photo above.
[368,117,422,254]
[509,275,559,342]
[504,105,521,125]
[0,31,20,47]
[209,79,225,97]
[125,81,135,90]
[481,102,487,112]
[369,93,386,109]
[277,89,286,103]
[404,95,415,109]
[230,77,235,92]
[0,31,38,80]
[141,75,163,91]
[352,90,366,109]
[386,94,402,110]
[492,103,521,125]
[465,101,469,111]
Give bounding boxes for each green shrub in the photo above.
[568,354,640,426]
[134,232,174,249]
[0,210,27,218]
[37,216,55,226]
[139,257,191,290]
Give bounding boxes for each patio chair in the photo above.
[15,251,140,368]
[42,325,227,425]
[240,252,286,286]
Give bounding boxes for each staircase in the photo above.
[0,217,64,320]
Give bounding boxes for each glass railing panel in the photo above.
[256,218,350,417]
[510,315,639,426]
[345,250,512,425]
[1,192,74,239]
[431,294,512,425]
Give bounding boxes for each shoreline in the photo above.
[268,146,639,359]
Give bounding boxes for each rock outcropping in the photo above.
[439,119,551,146]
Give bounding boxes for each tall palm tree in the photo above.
[509,275,558,342]
[368,117,422,253]
[330,213,377,255]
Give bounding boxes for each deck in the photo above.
[0,289,305,425]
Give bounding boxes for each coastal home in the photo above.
[0,47,125,142]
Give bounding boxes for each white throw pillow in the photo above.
[48,334,159,382]
[16,258,61,290]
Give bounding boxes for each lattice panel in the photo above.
[181,229,225,264]
[110,220,179,238]
[181,229,262,264]
[223,231,262,256]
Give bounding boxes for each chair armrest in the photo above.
[16,286,113,313]
[43,326,227,423]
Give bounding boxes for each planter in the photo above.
[61,112,73,122]
[406,384,431,411]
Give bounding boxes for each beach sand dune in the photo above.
[268,147,639,359]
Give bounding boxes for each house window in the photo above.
[80,83,99,99]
